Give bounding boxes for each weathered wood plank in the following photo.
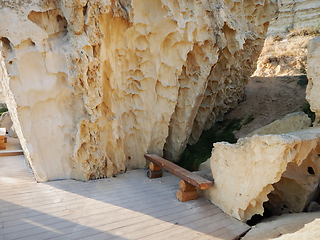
[62,200,212,240]
[144,154,212,190]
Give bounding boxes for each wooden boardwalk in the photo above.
[0,155,250,240]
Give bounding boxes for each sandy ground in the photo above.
[223,75,308,138]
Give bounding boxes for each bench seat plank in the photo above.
[144,154,213,190]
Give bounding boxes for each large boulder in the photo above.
[243,212,320,240]
[0,0,277,182]
[0,111,13,131]
[199,112,311,172]
[307,36,320,126]
[203,127,320,221]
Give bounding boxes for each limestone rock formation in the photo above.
[203,127,320,221]
[243,212,320,240]
[307,36,320,126]
[8,125,17,138]
[199,112,311,173]
[0,89,4,103]
[198,158,211,171]
[268,0,320,35]
[0,0,277,182]
[0,112,13,131]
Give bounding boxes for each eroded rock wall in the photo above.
[0,0,277,182]
[203,127,320,221]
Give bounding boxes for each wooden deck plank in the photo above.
[137,203,222,240]
[65,199,223,240]
[2,192,180,235]
[0,182,174,218]
[0,179,179,224]
[2,180,201,236]
[2,187,181,231]
[80,202,213,240]
[2,197,175,235]
[0,155,249,240]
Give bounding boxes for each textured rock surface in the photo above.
[0,112,13,131]
[246,112,311,137]
[0,89,4,103]
[8,125,17,138]
[243,212,320,240]
[307,36,320,126]
[198,158,211,171]
[268,0,320,35]
[0,0,277,182]
[203,127,320,221]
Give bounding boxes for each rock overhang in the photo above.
[0,0,278,182]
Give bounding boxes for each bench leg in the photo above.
[147,169,163,178]
[0,136,7,150]
[147,162,163,179]
[176,180,198,202]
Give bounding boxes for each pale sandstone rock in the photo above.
[0,0,277,182]
[8,125,17,138]
[0,112,13,131]
[203,127,320,221]
[268,0,320,35]
[246,112,311,137]
[276,219,320,240]
[243,212,320,240]
[198,158,211,171]
[0,89,4,103]
[307,36,320,126]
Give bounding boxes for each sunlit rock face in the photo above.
[246,112,311,137]
[268,0,320,35]
[203,127,320,221]
[307,37,320,126]
[0,0,277,182]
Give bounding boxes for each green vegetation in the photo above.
[302,102,316,124]
[177,118,241,171]
[243,114,255,126]
[0,105,7,116]
[177,113,258,171]
[285,24,293,33]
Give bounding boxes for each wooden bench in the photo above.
[0,128,7,150]
[144,154,213,202]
